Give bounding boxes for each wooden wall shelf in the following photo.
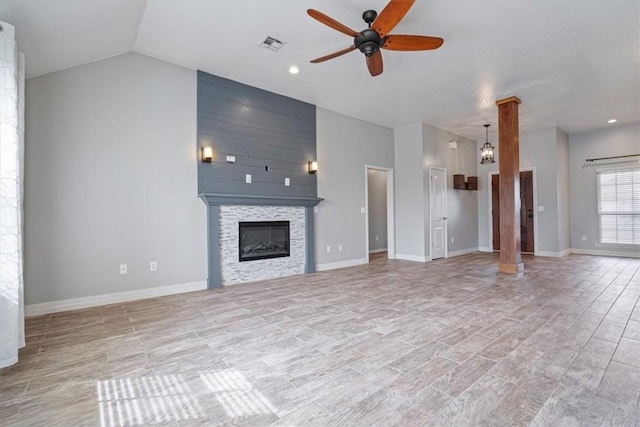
[453,174,478,191]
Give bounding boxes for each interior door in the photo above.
[430,167,446,259]
[519,171,534,253]
[492,171,535,254]
[491,174,500,251]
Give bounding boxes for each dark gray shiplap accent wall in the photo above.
[197,71,317,197]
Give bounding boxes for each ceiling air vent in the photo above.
[259,36,286,51]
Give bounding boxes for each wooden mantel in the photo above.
[496,96,524,273]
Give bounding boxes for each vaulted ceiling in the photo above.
[1,0,638,141]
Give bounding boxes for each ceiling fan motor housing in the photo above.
[355,29,382,56]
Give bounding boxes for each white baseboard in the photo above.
[479,247,494,253]
[447,247,479,257]
[25,280,208,317]
[368,248,388,254]
[316,258,368,271]
[536,249,571,258]
[395,254,428,263]
[570,248,640,258]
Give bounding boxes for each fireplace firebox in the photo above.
[239,221,290,262]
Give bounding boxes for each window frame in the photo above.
[596,165,640,247]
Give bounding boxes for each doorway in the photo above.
[491,170,535,254]
[429,166,447,260]
[365,165,395,262]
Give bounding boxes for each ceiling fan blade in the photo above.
[307,9,361,37]
[382,35,444,51]
[310,46,357,63]
[366,50,383,76]
[372,0,416,37]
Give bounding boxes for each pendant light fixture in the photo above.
[480,124,495,164]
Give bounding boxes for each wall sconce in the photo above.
[480,124,495,164]
[308,161,318,174]
[201,146,213,163]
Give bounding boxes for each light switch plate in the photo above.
[537,206,545,211]
[360,207,366,213]
[285,177,290,186]
[245,174,251,183]
[226,155,236,163]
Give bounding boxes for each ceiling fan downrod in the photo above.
[355,9,381,57]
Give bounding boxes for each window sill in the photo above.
[596,242,640,249]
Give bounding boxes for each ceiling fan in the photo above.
[307,0,443,77]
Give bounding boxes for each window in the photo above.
[597,167,640,245]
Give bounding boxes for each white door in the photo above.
[430,167,447,259]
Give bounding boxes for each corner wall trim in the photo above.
[25,281,208,317]
[395,254,428,263]
[570,248,640,259]
[447,247,479,257]
[316,258,368,271]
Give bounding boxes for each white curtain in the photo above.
[0,21,25,369]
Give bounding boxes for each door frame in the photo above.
[429,165,448,260]
[364,165,395,262]
[487,167,539,255]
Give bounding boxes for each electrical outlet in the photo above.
[326,245,331,253]
[376,235,379,241]
[150,261,157,271]
[285,177,290,186]
[245,174,252,183]
[119,264,127,275]
[360,207,366,213]
[582,235,587,241]
[451,237,455,243]
[339,244,343,251]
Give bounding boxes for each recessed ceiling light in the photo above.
[289,66,299,75]
[608,119,617,124]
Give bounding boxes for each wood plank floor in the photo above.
[2,252,640,426]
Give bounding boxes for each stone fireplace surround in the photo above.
[199,194,323,288]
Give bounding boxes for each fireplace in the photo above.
[199,195,322,288]
[239,221,290,262]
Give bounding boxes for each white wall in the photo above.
[367,169,387,251]
[556,128,571,252]
[24,53,207,305]
[423,124,479,256]
[569,122,640,257]
[394,123,425,260]
[316,108,394,268]
[394,123,479,261]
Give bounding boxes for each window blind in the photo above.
[597,167,640,244]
